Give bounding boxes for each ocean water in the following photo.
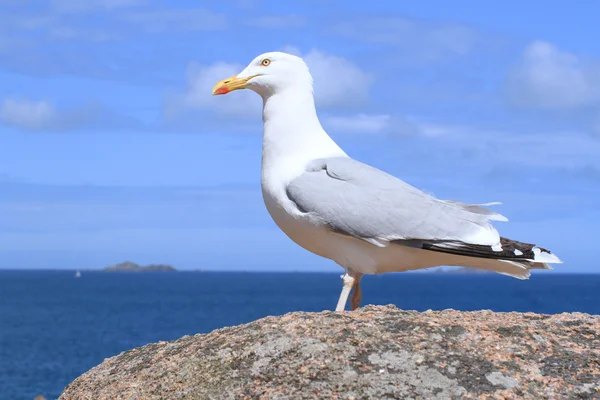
[0,271,599,400]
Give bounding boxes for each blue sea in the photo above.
[1,271,599,400]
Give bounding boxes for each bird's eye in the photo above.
[261,58,271,66]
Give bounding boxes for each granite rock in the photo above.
[59,305,600,400]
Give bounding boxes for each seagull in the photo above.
[212,52,562,312]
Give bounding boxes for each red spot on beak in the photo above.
[214,86,230,95]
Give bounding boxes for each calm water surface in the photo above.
[1,271,598,400]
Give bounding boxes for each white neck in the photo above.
[259,85,347,180]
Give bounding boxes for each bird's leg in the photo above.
[335,272,354,311]
[350,273,363,311]
[335,270,360,312]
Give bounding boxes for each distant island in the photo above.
[103,261,177,272]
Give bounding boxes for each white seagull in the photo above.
[212,52,562,312]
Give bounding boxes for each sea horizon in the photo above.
[0,268,598,276]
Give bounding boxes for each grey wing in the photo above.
[286,157,507,248]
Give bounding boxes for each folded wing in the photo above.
[286,157,507,248]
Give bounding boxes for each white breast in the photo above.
[260,166,334,261]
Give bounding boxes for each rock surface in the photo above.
[60,305,600,400]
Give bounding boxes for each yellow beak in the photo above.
[212,75,255,96]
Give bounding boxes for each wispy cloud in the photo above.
[0,4,227,48]
[593,117,600,137]
[245,14,306,29]
[323,113,421,136]
[428,124,600,169]
[0,98,143,132]
[121,8,227,32]
[0,181,266,234]
[331,16,477,61]
[49,26,121,42]
[0,4,231,82]
[50,0,146,13]
[482,164,600,187]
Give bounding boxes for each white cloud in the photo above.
[165,62,261,120]
[506,41,600,110]
[331,17,476,61]
[323,113,421,136]
[0,98,142,132]
[167,48,373,119]
[282,46,373,108]
[1,99,57,130]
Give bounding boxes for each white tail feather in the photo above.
[529,247,563,264]
[440,254,532,279]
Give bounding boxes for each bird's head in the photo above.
[212,51,312,98]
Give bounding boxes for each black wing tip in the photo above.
[414,237,552,262]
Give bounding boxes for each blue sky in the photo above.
[0,0,599,272]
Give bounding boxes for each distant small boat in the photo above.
[74,270,81,278]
